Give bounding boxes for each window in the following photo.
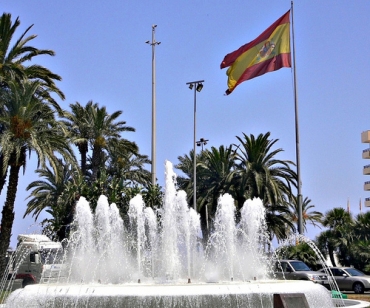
[290,261,311,271]
[30,252,36,263]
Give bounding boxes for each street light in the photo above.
[186,80,204,213]
[146,25,161,186]
[196,138,208,151]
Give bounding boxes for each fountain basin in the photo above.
[333,299,370,308]
[5,280,337,308]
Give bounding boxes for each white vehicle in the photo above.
[9,234,65,288]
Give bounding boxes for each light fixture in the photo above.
[196,83,203,92]
[197,138,208,148]
[189,84,194,90]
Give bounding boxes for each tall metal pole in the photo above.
[197,138,209,232]
[193,86,197,212]
[291,1,303,235]
[146,25,160,186]
[186,80,204,213]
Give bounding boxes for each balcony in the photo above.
[365,198,370,207]
[364,165,370,175]
[364,181,370,191]
[363,149,370,159]
[362,131,370,143]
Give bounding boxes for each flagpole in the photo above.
[146,25,161,186]
[291,1,303,235]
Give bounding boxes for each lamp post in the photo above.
[146,25,161,186]
[186,80,204,213]
[197,137,209,232]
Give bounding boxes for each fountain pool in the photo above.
[3,161,368,307]
[5,281,335,307]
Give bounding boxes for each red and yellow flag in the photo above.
[221,10,291,95]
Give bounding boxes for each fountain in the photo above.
[3,161,367,307]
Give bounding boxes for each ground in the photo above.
[346,293,370,306]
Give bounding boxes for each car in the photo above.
[320,267,370,294]
[275,260,329,286]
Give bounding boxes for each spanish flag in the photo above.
[221,10,291,95]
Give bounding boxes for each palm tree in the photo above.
[353,212,370,242]
[62,101,139,182]
[286,196,323,233]
[320,207,353,267]
[88,104,137,181]
[24,160,79,241]
[106,141,151,187]
[176,150,195,199]
[196,145,236,239]
[322,207,352,230]
[0,88,8,195]
[0,13,65,193]
[142,183,163,209]
[233,132,297,241]
[24,160,74,219]
[0,80,74,274]
[233,132,297,208]
[197,145,236,211]
[344,212,370,271]
[61,101,94,175]
[316,229,338,267]
[264,203,294,242]
[0,13,64,100]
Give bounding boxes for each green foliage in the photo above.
[316,208,370,273]
[277,242,319,270]
[285,196,323,234]
[176,132,303,243]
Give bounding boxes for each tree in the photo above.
[322,207,352,230]
[105,139,149,186]
[286,196,323,234]
[197,145,236,212]
[196,145,236,239]
[316,230,338,267]
[61,101,93,175]
[0,13,65,194]
[233,132,297,241]
[0,13,64,99]
[233,132,297,207]
[353,212,370,242]
[176,150,195,200]
[24,160,73,220]
[318,207,353,267]
[24,160,80,241]
[277,242,319,270]
[0,80,74,274]
[345,212,370,271]
[87,104,137,181]
[264,203,294,242]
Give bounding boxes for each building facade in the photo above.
[361,130,370,207]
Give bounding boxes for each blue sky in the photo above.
[2,0,370,248]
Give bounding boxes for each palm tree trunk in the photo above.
[200,205,209,245]
[91,144,103,181]
[328,245,337,267]
[0,165,20,276]
[0,156,8,195]
[78,142,88,176]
